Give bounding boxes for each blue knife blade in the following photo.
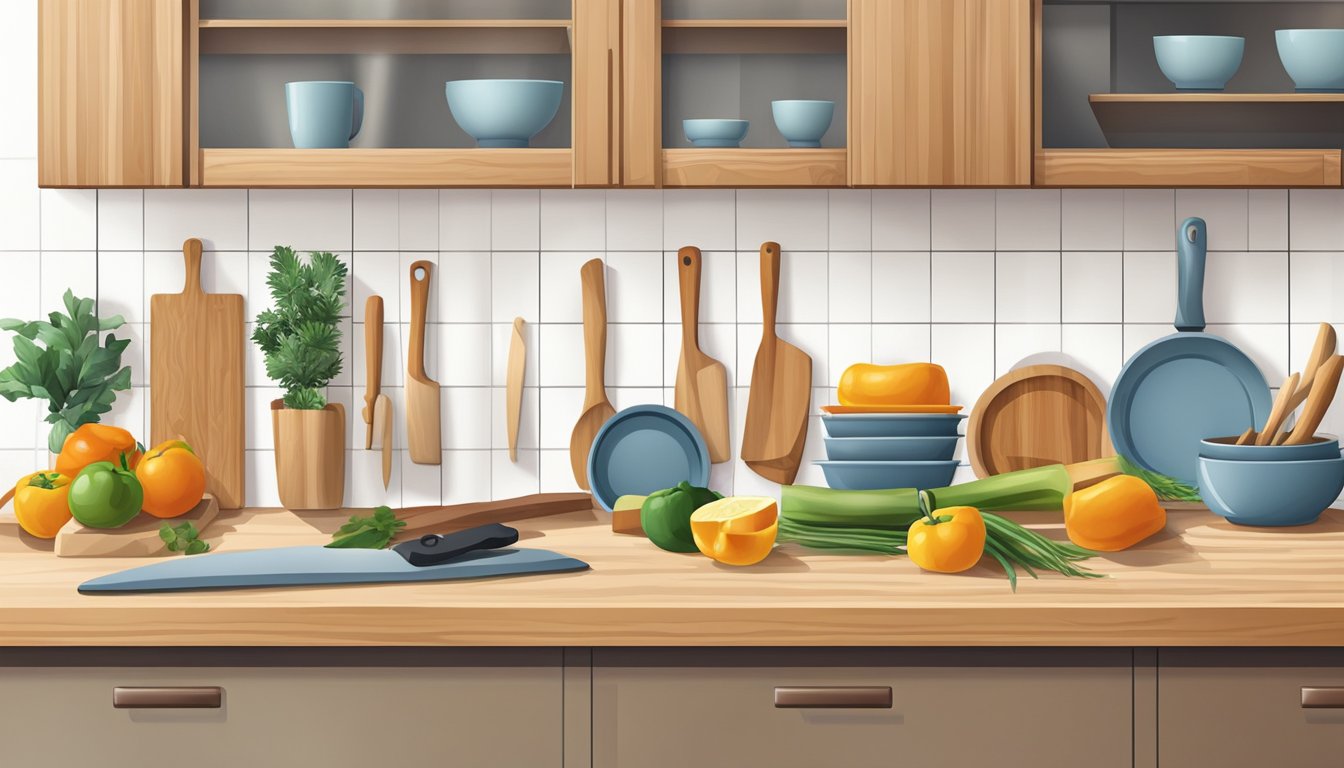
[79,546,589,593]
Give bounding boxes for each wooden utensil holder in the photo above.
[271,400,346,510]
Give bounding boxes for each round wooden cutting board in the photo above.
[967,364,1112,478]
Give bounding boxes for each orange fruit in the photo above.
[689,497,778,567]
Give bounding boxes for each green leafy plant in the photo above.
[326,506,406,549]
[252,247,348,410]
[159,521,210,555]
[0,290,132,453]
[1118,455,1201,502]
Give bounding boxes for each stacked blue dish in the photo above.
[816,414,967,490]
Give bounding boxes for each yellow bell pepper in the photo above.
[13,471,72,539]
[907,505,986,573]
[1063,475,1165,552]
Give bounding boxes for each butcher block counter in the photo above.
[1,505,1343,647]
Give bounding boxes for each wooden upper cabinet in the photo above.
[850,0,1031,186]
[39,0,185,187]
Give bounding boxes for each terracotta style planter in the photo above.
[271,399,346,510]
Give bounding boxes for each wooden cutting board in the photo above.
[150,239,245,509]
[741,242,812,484]
[674,247,730,463]
[967,364,1112,478]
[54,495,219,557]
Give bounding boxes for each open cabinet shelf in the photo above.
[661,148,847,186]
[197,148,573,187]
[1036,148,1343,187]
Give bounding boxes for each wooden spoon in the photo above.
[1284,354,1344,446]
[1255,373,1299,446]
[569,259,616,489]
[1272,323,1338,445]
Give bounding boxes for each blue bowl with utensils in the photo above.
[1153,35,1245,90]
[1199,434,1341,462]
[1198,456,1344,526]
[444,79,564,148]
[1277,30,1344,91]
[683,119,750,148]
[771,100,835,148]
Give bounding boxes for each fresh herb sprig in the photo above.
[160,521,210,555]
[326,506,405,549]
[1118,455,1201,502]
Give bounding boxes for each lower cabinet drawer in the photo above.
[0,649,561,768]
[594,648,1132,768]
[1160,649,1344,767]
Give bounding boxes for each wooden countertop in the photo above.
[1,506,1343,647]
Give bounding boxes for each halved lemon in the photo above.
[689,496,779,566]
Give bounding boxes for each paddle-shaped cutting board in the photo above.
[151,239,245,509]
[967,365,1111,478]
[741,242,812,484]
[674,247,730,463]
[55,495,219,558]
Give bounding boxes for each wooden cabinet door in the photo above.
[851,0,1031,186]
[38,0,184,187]
[1160,649,1344,766]
[594,648,1131,768]
[574,0,622,187]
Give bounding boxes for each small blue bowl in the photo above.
[444,79,564,148]
[824,435,960,462]
[771,100,835,148]
[816,461,959,491]
[1153,35,1245,90]
[1277,29,1344,91]
[683,119,749,148]
[1199,434,1341,462]
[821,414,966,439]
[1198,456,1344,527]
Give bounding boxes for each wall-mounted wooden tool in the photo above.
[363,295,384,450]
[1283,354,1344,446]
[674,247,730,463]
[507,317,527,462]
[741,242,812,485]
[569,259,616,489]
[150,238,245,509]
[406,261,441,465]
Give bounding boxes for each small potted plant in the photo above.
[252,247,348,510]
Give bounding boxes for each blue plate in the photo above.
[823,435,961,461]
[586,404,710,512]
[815,460,959,491]
[821,413,966,438]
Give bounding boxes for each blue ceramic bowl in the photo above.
[444,79,564,148]
[1199,434,1341,462]
[816,461,959,491]
[1198,456,1344,526]
[1277,30,1344,91]
[821,413,966,439]
[824,435,960,462]
[683,119,749,148]
[771,100,835,148]
[1153,35,1245,90]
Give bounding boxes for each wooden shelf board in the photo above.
[198,18,572,29]
[661,19,847,28]
[661,148,847,187]
[199,20,573,55]
[1091,93,1344,104]
[199,148,573,188]
[1035,149,1343,188]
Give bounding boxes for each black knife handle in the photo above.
[392,524,520,567]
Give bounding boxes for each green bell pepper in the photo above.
[641,481,723,553]
[68,457,143,529]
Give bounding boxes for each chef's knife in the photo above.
[78,524,588,593]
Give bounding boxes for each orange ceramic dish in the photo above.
[837,363,951,407]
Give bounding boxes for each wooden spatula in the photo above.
[1284,354,1344,446]
[406,260,441,465]
[363,295,384,450]
[1272,323,1337,445]
[1254,373,1299,446]
[741,242,812,484]
[569,259,616,489]
[507,317,527,462]
[674,247,730,463]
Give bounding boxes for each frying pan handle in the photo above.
[1175,217,1207,333]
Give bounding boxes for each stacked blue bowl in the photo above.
[816,414,966,490]
[1197,434,1344,526]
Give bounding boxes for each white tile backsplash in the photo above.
[1,185,1337,507]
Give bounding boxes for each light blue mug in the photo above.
[285,81,364,149]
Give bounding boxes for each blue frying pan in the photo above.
[1107,217,1272,486]
[587,404,711,512]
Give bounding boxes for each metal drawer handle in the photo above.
[774,686,893,709]
[113,687,222,709]
[1302,687,1344,708]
